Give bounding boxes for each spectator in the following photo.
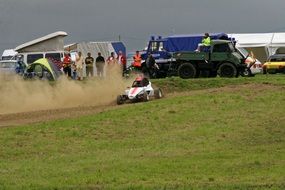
[15,55,25,75]
[145,53,159,78]
[63,53,72,77]
[75,51,84,80]
[117,51,127,76]
[107,52,117,65]
[95,52,105,77]
[85,52,94,77]
[71,63,77,80]
[133,50,142,69]
[106,52,117,76]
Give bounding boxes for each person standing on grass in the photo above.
[75,51,84,80]
[117,51,127,76]
[107,52,117,65]
[95,52,105,77]
[85,52,94,77]
[63,53,72,78]
[132,50,142,70]
[106,52,117,76]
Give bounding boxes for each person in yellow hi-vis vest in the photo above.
[196,33,211,52]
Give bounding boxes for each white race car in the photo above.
[117,76,163,105]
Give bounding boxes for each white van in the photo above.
[18,51,64,65]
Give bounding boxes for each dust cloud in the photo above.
[0,65,134,114]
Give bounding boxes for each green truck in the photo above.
[173,40,247,78]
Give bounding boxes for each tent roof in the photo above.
[33,58,61,80]
[15,31,68,52]
[231,33,285,47]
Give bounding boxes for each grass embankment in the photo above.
[153,74,285,93]
[0,75,285,189]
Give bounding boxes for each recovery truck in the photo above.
[173,40,247,78]
[140,33,247,78]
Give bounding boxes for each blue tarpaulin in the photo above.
[164,33,229,52]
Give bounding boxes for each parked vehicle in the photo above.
[117,76,163,105]
[236,47,263,76]
[17,51,64,65]
[139,33,232,78]
[0,60,18,74]
[0,59,27,75]
[263,54,285,74]
[14,31,68,65]
[173,40,247,78]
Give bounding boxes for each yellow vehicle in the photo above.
[263,54,285,74]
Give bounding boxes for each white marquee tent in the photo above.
[230,33,285,63]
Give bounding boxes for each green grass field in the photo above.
[0,75,285,190]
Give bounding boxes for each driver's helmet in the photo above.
[135,76,143,82]
[134,73,146,81]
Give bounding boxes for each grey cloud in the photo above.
[0,0,285,53]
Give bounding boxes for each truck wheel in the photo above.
[117,95,124,105]
[218,63,237,78]
[178,63,198,79]
[154,88,163,99]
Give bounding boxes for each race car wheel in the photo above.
[117,95,124,105]
[154,88,163,99]
[143,92,149,102]
[241,68,253,77]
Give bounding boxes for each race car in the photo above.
[117,76,163,105]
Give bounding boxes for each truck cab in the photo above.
[141,37,172,76]
[143,37,171,61]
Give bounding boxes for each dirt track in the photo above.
[0,103,117,127]
[0,83,283,128]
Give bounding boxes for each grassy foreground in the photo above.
[0,75,285,190]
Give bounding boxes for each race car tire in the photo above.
[143,92,149,102]
[241,68,253,77]
[154,88,163,99]
[117,95,124,105]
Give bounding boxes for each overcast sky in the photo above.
[1,0,285,54]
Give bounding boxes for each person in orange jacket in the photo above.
[132,50,142,69]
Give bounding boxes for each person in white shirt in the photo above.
[75,51,84,80]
